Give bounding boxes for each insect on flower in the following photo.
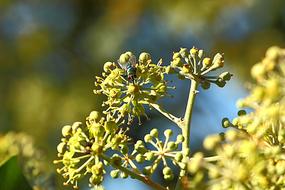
[118,53,137,83]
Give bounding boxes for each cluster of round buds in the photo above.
[94,51,173,124]
[54,111,131,188]
[239,46,285,107]
[170,47,232,89]
[221,46,285,150]
[131,128,187,180]
[185,130,285,190]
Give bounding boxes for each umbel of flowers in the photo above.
[54,47,232,190]
[186,46,285,190]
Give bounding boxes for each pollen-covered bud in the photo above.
[103,62,114,72]
[119,53,130,65]
[222,118,231,128]
[139,52,151,64]
[190,47,198,56]
[57,142,66,153]
[171,57,183,67]
[179,47,189,58]
[203,134,221,150]
[135,154,145,163]
[164,129,173,138]
[150,128,159,138]
[202,57,212,67]
[211,53,224,70]
[62,125,72,137]
[173,52,180,59]
[110,170,120,178]
[89,111,100,122]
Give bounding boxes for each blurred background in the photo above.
[0,0,285,189]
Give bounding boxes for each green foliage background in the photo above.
[0,0,285,189]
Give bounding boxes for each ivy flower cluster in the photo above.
[186,46,285,190]
[170,47,232,89]
[186,130,285,190]
[223,46,285,147]
[94,52,172,124]
[54,112,130,188]
[55,48,232,190]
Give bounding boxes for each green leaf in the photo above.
[0,156,33,190]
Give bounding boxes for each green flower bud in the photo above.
[121,145,129,154]
[176,134,184,143]
[104,120,117,133]
[164,129,173,138]
[225,130,238,141]
[62,125,71,137]
[201,81,210,90]
[237,110,247,116]
[144,134,152,142]
[178,73,185,80]
[135,154,145,163]
[198,49,203,58]
[143,166,152,175]
[145,152,155,161]
[139,52,151,63]
[150,128,159,138]
[222,118,231,128]
[110,170,119,178]
[110,154,122,166]
[167,141,177,150]
[175,152,183,162]
[219,72,232,81]
[163,166,172,175]
[203,135,221,150]
[216,78,226,87]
